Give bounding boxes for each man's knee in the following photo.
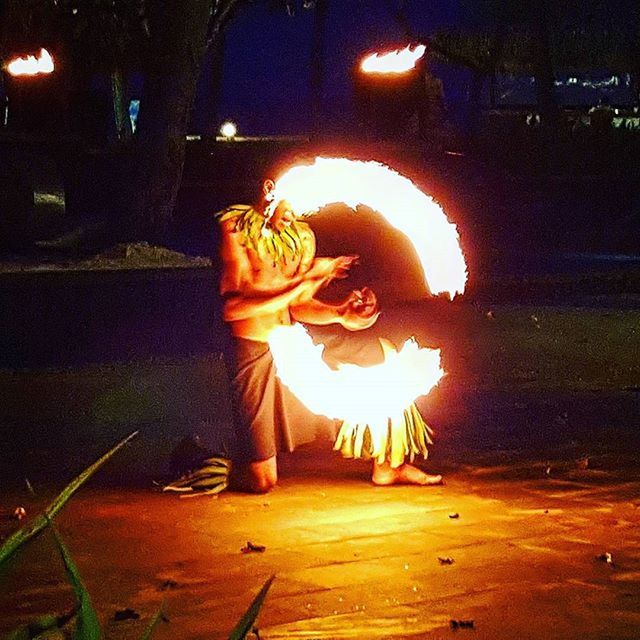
[249,457,278,493]
[251,474,277,493]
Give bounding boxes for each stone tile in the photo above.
[1,459,639,640]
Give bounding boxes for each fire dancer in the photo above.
[216,181,443,492]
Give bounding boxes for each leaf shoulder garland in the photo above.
[217,205,305,264]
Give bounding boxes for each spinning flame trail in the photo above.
[270,158,466,298]
[268,158,467,466]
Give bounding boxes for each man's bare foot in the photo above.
[372,461,443,486]
[230,456,278,493]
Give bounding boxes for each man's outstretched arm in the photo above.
[289,297,345,326]
[223,279,324,322]
[291,288,380,330]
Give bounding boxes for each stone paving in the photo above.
[1,449,639,640]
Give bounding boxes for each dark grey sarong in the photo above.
[228,337,337,462]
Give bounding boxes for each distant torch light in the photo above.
[360,44,426,75]
[220,121,237,140]
[7,48,54,77]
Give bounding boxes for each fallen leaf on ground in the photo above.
[576,456,590,470]
[450,619,475,630]
[114,608,140,621]
[159,579,179,591]
[448,513,460,519]
[241,541,266,554]
[12,506,27,521]
[596,552,614,566]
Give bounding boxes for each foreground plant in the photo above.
[48,521,102,640]
[1,433,271,640]
[228,575,275,640]
[3,610,75,640]
[4,519,165,640]
[0,431,138,569]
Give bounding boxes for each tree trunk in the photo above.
[488,19,507,108]
[634,4,640,105]
[532,0,559,126]
[110,68,132,142]
[466,69,486,140]
[310,0,329,137]
[204,32,226,134]
[121,0,214,244]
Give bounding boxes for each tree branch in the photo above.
[206,0,244,49]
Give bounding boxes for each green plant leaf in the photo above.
[218,205,250,222]
[0,431,138,569]
[202,456,232,470]
[2,593,76,639]
[190,476,228,490]
[227,575,275,640]
[163,456,231,495]
[2,625,29,640]
[0,614,66,640]
[164,468,228,488]
[138,604,166,640]
[49,523,101,640]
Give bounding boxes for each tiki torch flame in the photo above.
[7,49,54,77]
[361,44,426,74]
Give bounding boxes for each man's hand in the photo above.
[340,287,380,331]
[308,256,358,284]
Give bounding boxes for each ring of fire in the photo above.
[267,157,467,465]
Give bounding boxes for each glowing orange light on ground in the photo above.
[360,44,426,74]
[267,158,467,465]
[7,49,54,77]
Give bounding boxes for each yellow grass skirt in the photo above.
[333,401,434,468]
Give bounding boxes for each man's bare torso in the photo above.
[220,215,314,342]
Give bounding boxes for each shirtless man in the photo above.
[219,181,442,492]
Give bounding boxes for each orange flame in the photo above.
[7,49,54,77]
[266,158,467,462]
[269,158,467,298]
[270,325,443,463]
[360,44,426,74]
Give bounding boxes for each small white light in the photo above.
[220,121,237,139]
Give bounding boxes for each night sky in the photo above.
[194,1,460,135]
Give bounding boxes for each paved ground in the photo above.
[2,447,639,640]
[1,293,638,639]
